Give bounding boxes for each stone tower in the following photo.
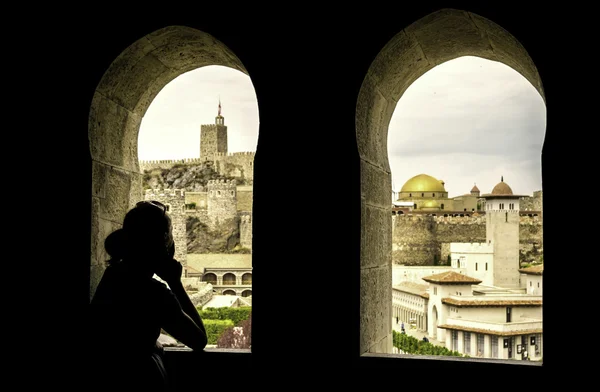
[200,100,228,160]
[482,177,523,288]
[207,179,238,227]
[144,188,187,266]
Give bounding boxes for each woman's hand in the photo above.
[155,258,183,284]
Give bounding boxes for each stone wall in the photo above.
[144,188,187,265]
[200,123,228,159]
[214,152,255,183]
[393,213,543,266]
[519,191,543,211]
[186,281,214,307]
[240,213,252,250]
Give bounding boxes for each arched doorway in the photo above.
[356,8,545,355]
[88,26,252,300]
[431,305,439,341]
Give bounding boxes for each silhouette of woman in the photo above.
[88,200,207,392]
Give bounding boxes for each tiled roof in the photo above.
[519,264,543,275]
[436,324,543,336]
[441,298,542,307]
[422,271,482,285]
[393,282,429,296]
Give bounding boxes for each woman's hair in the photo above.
[104,201,171,265]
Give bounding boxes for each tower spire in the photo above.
[501,175,503,182]
[218,97,221,116]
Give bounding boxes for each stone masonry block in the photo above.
[360,160,392,208]
[361,202,391,269]
[355,75,394,170]
[360,266,392,354]
[368,29,429,103]
[89,93,131,166]
[99,166,133,223]
[92,161,108,199]
[94,35,157,98]
[408,13,492,66]
[111,53,170,113]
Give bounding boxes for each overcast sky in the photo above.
[138,65,260,160]
[388,56,546,198]
[139,58,546,197]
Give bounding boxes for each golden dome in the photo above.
[401,174,446,193]
[491,176,513,195]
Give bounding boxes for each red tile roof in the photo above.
[422,271,482,285]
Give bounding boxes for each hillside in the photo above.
[142,161,237,191]
[142,161,250,254]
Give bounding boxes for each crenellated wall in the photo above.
[139,152,255,183]
[392,213,543,266]
[139,157,206,171]
[213,152,255,183]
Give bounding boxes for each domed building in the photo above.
[394,173,482,212]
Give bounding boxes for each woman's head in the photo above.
[112,200,174,267]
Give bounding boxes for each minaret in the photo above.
[200,99,228,160]
[481,176,524,288]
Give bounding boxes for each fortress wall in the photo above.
[391,215,438,266]
[139,158,204,172]
[214,152,255,182]
[393,213,543,266]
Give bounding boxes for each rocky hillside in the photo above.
[142,161,250,254]
[142,161,248,191]
[186,216,250,254]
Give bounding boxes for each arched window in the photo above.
[354,7,546,363]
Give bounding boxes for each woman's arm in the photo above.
[156,259,208,350]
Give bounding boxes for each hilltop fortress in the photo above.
[139,106,255,183]
[138,104,254,270]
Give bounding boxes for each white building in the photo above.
[392,177,543,361]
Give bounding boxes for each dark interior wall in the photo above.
[42,4,567,383]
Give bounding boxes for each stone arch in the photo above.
[431,305,439,341]
[356,8,545,355]
[222,273,236,285]
[242,289,252,297]
[223,289,236,296]
[88,26,252,299]
[203,273,218,285]
[242,273,252,285]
